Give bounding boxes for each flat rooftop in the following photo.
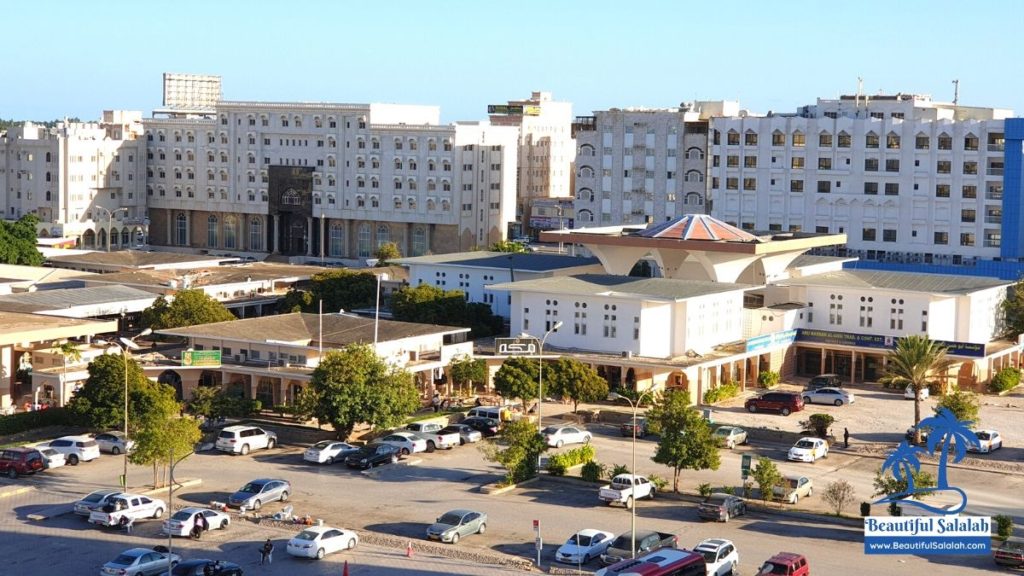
[46,250,235,269]
[392,251,599,272]
[774,270,1010,295]
[0,311,117,346]
[489,274,751,300]
[0,285,156,314]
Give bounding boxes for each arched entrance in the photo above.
[198,370,222,388]
[158,370,184,400]
[256,378,275,408]
[82,229,96,248]
[98,229,108,250]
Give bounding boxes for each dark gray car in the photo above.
[697,493,747,522]
[425,509,487,544]
[227,478,290,510]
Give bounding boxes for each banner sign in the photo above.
[745,329,798,353]
[795,329,986,358]
[181,349,222,367]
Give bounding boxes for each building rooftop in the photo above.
[392,251,599,272]
[46,250,236,270]
[788,254,858,268]
[0,285,157,314]
[80,262,384,289]
[636,214,758,242]
[489,274,751,301]
[155,312,469,348]
[0,311,117,346]
[774,270,1010,295]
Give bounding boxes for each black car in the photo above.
[345,443,401,470]
[172,559,243,575]
[461,416,500,437]
[697,493,747,522]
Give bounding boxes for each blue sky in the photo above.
[3,0,1021,122]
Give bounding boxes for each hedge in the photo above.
[547,444,596,476]
[989,367,1021,394]
[703,382,740,405]
[0,407,71,436]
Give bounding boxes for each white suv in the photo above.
[215,425,277,455]
[47,435,101,465]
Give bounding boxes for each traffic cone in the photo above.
[342,560,349,576]
[406,541,414,558]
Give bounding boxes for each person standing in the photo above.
[844,427,850,449]
[260,538,274,565]
[192,511,208,539]
[431,392,441,413]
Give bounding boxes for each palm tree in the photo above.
[918,407,977,489]
[57,341,82,406]
[884,335,949,444]
[878,441,925,500]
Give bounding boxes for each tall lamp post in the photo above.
[103,327,152,490]
[608,389,656,560]
[93,206,128,252]
[522,320,562,432]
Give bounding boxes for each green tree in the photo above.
[934,390,979,428]
[873,468,936,501]
[449,355,487,396]
[68,353,150,430]
[492,357,539,406]
[489,240,528,253]
[750,456,783,504]
[297,344,419,439]
[479,419,547,484]
[278,269,379,314]
[374,242,402,264]
[545,357,609,413]
[186,386,218,418]
[57,342,82,399]
[647,390,721,492]
[277,288,313,313]
[126,380,200,487]
[884,336,949,443]
[0,214,44,266]
[390,284,503,338]
[141,289,235,330]
[1001,277,1024,337]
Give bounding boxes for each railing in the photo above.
[986,190,1003,201]
[985,216,1003,224]
[988,143,1005,152]
[986,168,1004,176]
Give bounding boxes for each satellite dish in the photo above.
[119,337,141,350]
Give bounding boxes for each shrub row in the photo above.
[757,371,780,389]
[989,367,1021,394]
[703,382,741,405]
[0,407,71,436]
[547,444,595,476]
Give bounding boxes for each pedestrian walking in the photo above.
[844,427,850,449]
[192,511,209,539]
[431,392,441,413]
[259,538,274,565]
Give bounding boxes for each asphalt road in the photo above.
[0,426,1008,575]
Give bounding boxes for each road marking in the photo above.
[0,486,32,500]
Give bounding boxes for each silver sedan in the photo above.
[801,387,855,406]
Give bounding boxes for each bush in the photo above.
[989,367,1021,394]
[0,408,71,435]
[697,482,713,498]
[580,461,605,483]
[758,371,780,389]
[721,486,735,496]
[648,474,668,491]
[702,382,741,405]
[995,514,1014,541]
[801,413,835,438]
[546,444,595,475]
[822,479,855,516]
[609,463,631,479]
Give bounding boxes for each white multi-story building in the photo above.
[0,111,147,246]
[571,102,733,228]
[487,92,574,237]
[143,101,520,258]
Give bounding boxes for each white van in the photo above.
[215,425,277,455]
[467,406,503,420]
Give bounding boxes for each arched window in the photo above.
[224,216,237,249]
[45,172,51,182]
[442,179,451,192]
[427,198,437,211]
[207,215,218,247]
[357,223,371,257]
[293,115,302,128]
[376,224,390,247]
[408,138,417,151]
[686,147,704,160]
[329,222,344,256]
[407,196,417,210]
[578,165,594,178]
[175,213,187,245]
[408,178,417,191]
[685,170,704,183]
[394,137,403,150]
[314,116,322,128]
[441,198,451,211]
[394,178,402,190]
[45,152,51,162]
[685,192,703,205]
[370,195,379,208]
[428,138,437,151]
[427,179,436,191]
[250,217,263,251]
[394,158,403,170]
[577,209,594,223]
[393,196,402,209]
[576,187,594,202]
[579,144,595,156]
[412,226,427,256]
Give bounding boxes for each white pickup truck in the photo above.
[88,493,166,527]
[598,474,656,509]
[404,422,460,452]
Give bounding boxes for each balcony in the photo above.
[988,143,1005,152]
[986,189,1004,201]
[985,216,1003,224]
[986,168,1004,176]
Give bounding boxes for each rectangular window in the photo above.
[938,135,952,150]
[863,182,878,195]
[726,155,739,167]
[960,232,975,246]
[744,156,757,168]
[818,158,832,170]
[743,177,756,191]
[961,209,976,223]
[792,133,805,147]
[883,229,897,242]
[862,228,876,241]
[884,183,899,196]
[866,133,879,148]
[887,134,901,149]
[937,160,951,174]
[772,132,785,146]
[963,161,978,175]
[727,132,740,145]
[864,158,879,172]
[885,159,900,172]
[964,136,979,151]
[934,231,948,245]
[935,184,950,198]
[790,179,804,193]
[817,180,831,193]
[962,185,977,199]
[838,133,851,148]
[915,135,929,149]
[791,156,805,169]
[829,303,843,325]
[745,132,758,146]
[819,133,833,148]
[726,177,738,190]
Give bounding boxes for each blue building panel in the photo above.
[845,258,1024,281]
[1002,118,1024,259]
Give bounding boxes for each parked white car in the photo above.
[303,441,360,464]
[694,538,740,576]
[713,426,748,449]
[555,529,614,564]
[74,489,122,517]
[375,432,427,455]
[286,525,359,559]
[905,385,930,400]
[598,474,656,509]
[542,425,592,448]
[38,447,66,469]
[100,547,180,576]
[94,431,135,455]
[787,437,829,463]
[215,425,277,455]
[968,429,1003,453]
[801,387,855,406]
[161,507,231,537]
[88,493,166,527]
[47,435,101,465]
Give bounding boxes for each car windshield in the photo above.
[698,550,718,563]
[569,534,594,546]
[541,427,559,435]
[111,554,137,566]
[171,510,193,520]
[795,440,816,449]
[83,492,106,503]
[610,535,631,548]
[218,431,235,439]
[976,432,991,440]
[714,428,731,436]
[704,495,727,505]
[311,441,333,449]
[240,482,264,493]
[80,440,98,448]
[437,513,463,525]
[295,530,319,541]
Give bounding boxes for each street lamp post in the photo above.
[104,328,152,490]
[608,389,656,559]
[373,272,390,347]
[522,321,562,433]
[93,206,128,252]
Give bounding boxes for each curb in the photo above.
[481,476,539,495]
[0,486,32,500]
[361,458,421,477]
[28,478,203,521]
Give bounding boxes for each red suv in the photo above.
[0,448,45,478]
[757,552,809,575]
[745,392,804,416]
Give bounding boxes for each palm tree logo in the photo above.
[875,408,978,514]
